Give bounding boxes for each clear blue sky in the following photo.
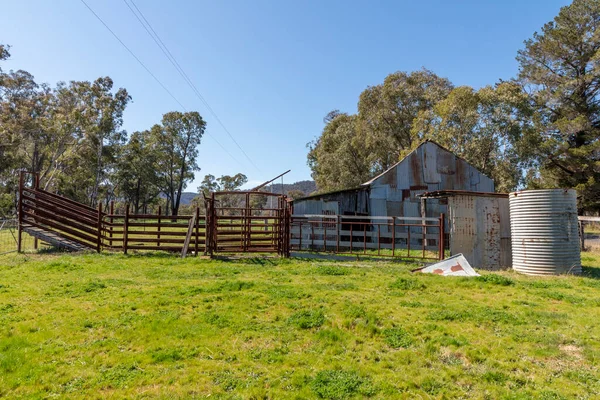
[1,0,570,190]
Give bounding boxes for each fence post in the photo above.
[109,201,114,248]
[17,171,24,253]
[439,213,445,260]
[97,202,102,253]
[123,204,129,255]
[157,205,161,248]
[195,206,199,256]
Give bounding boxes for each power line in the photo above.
[79,0,245,168]
[124,0,263,175]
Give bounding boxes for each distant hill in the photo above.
[176,180,317,205]
[265,180,317,197]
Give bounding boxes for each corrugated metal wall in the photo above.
[447,195,511,270]
[292,189,369,216]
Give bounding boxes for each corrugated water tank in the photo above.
[509,189,581,275]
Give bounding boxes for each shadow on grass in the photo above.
[581,266,600,279]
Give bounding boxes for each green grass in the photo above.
[0,251,600,398]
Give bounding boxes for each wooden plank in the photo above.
[181,214,196,258]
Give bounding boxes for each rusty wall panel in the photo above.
[447,195,507,271]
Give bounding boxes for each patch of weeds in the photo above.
[539,290,585,304]
[419,377,444,395]
[398,300,423,308]
[427,309,468,322]
[149,348,183,363]
[382,327,413,348]
[317,328,345,344]
[311,370,375,399]
[316,265,351,276]
[215,280,255,292]
[213,370,242,392]
[177,286,205,296]
[0,303,14,313]
[83,281,107,293]
[203,312,230,328]
[524,280,572,289]
[264,285,309,300]
[476,274,514,286]
[389,277,425,290]
[314,283,357,291]
[482,370,509,384]
[342,304,380,336]
[99,363,144,388]
[39,260,81,271]
[288,309,325,329]
[249,345,289,363]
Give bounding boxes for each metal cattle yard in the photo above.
[15,172,445,261]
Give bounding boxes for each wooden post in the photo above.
[97,202,102,253]
[157,205,161,248]
[195,206,199,256]
[123,204,129,255]
[439,213,446,260]
[17,171,24,253]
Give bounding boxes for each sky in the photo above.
[1,0,571,190]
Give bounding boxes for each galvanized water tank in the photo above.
[509,189,581,275]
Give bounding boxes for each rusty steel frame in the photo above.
[290,214,446,261]
[16,172,444,261]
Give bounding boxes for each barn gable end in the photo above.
[363,141,494,217]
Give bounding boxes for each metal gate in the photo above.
[206,191,290,256]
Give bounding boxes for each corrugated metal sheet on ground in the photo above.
[414,254,479,276]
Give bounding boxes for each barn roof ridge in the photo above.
[360,139,493,186]
[290,186,367,202]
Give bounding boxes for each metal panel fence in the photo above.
[290,214,446,261]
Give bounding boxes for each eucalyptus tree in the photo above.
[152,111,206,216]
[517,0,600,211]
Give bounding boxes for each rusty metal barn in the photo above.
[292,140,494,219]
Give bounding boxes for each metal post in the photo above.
[579,221,586,252]
[392,217,395,257]
[109,201,114,248]
[97,202,102,253]
[17,171,24,253]
[336,215,340,253]
[123,204,129,255]
[439,213,446,260]
[195,206,199,256]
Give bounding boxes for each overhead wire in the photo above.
[79,0,245,168]
[124,0,263,176]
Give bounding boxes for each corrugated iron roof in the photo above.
[419,190,508,199]
[290,186,367,203]
[361,139,494,186]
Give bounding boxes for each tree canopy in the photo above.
[308,0,600,212]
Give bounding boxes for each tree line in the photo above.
[308,0,600,213]
[0,43,214,216]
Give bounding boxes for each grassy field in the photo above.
[0,252,599,399]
